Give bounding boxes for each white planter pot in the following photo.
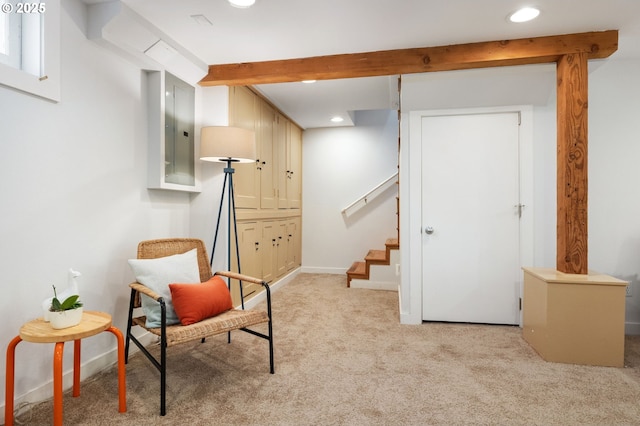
[49,307,83,329]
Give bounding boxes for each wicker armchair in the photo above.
[124,238,274,416]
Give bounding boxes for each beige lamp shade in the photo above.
[200,126,256,163]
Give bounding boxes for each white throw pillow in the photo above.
[128,248,200,328]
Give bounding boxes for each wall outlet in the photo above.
[626,284,632,297]
[395,263,400,276]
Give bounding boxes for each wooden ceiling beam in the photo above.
[199,30,618,86]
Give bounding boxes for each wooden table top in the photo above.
[19,311,112,343]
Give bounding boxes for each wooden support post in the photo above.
[556,53,589,274]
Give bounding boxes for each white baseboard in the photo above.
[625,322,640,335]
[399,311,422,325]
[300,266,346,274]
[398,284,421,325]
[350,279,398,291]
[243,268,300,309]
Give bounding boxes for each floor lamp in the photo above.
[200,126,256,290]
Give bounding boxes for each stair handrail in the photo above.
[341,172,398,217]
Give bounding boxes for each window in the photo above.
[0,10,8,55]
[0,5,41,75]
[0,0,59,101]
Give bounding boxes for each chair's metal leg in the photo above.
[268,322,274,374]
[125,288,136,363]
[160,301,167,416]
[266,286,275,374]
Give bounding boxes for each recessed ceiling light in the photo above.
[229,0,255,8]
[509,7,540,23]
[302,80,316,84]
[331,116,344,123]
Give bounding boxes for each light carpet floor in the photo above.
[14,273,640,425]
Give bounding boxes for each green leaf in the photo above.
[51,297,63,311]
[60,295,81,310]
[49,285,82,311]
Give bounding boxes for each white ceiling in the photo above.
[116,0,640,128]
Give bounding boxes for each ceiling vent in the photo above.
[87,1,207,85]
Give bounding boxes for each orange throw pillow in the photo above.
[169,276,233,325]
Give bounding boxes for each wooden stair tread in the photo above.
[385,238,399,249]
[347,261,366,276]
[346,237,400,288]
[346,261,367,288]
[365,250,387,264]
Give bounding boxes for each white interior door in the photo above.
[421,112,521,325]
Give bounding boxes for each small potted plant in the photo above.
[48,285,83,329]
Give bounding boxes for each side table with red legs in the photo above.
[5,311,126,426]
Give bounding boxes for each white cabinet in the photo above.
[230,221,263,305]
[287,123,303,209]
[146,70,200,192]
[228,86,302,301]
[286,217,301,271]
[276,115,302,208]
[261,221,277,283]
[259,102,277,209]
[230,86,260,208]
[233,217,302,295]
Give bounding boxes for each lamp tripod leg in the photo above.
[210,172,229,267]
[228,172,245,308]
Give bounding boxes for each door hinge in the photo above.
[519,297,522,311]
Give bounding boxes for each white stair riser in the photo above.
[351,249,400,291]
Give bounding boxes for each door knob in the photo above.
[425,226,434,235]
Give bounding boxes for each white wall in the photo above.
[532,99,557,268]
[189,86,230,274]
[2,2,638,417]
[520,59,640,333]
[0,2,399,413]
[302,109,398,273]
[399,57,640,329]
[0,1,220,416]
[589,58,640,333]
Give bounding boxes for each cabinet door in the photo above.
[230,86,260,209]
[230,221,263,305]
[276,220,288,277]
[259,101,277,209]
[275,118,302,209]
[287,124,303,209]
[286,217,301,271]
[276,114,289,208]
[164,72,195,186]
[261,221,276,283]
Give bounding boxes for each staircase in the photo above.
[346,97,401,289]
[346,238,399,288]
